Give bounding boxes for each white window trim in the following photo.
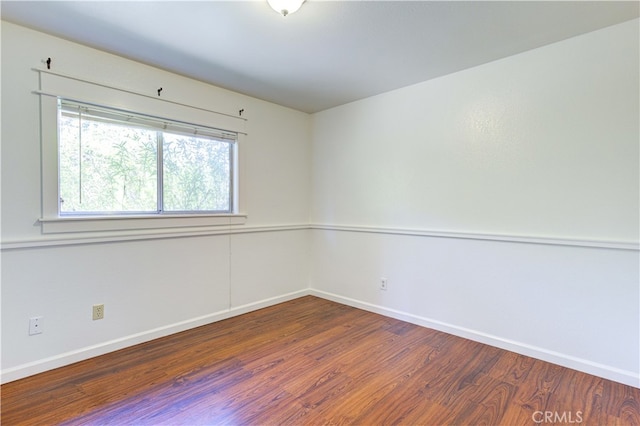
[37,70,247,235]
[38,213,247,234]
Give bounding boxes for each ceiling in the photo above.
[2,1,638,113]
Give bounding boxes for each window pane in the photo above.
[59,115,158,213]
[162,133,231,212]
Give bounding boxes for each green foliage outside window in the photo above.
[58,103,233,215]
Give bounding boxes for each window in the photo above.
[36,69,247,234]
[58,100,235,216]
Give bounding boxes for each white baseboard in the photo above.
[1,289,310,384]
[5,288,637,389]
[309,289,640,389]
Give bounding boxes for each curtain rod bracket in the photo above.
[157,87,163,97]
[46,58,51,70]
[239,109,244,117]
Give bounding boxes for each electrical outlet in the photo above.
[380,277,388,291]
[93,304,104,320]
[29,316,43,335]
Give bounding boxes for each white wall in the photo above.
[310,19,639,387]
[1,21,311,382]
[311,20,638,242]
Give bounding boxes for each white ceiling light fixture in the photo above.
[267,0,305,17]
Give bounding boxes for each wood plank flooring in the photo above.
[2,296,639,425]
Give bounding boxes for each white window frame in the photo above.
[37,70,247,234]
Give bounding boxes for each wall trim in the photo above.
[309,289,640,388]
[0,289,311,384]
[310,224,639,251]
[4,223,637,251]
[0,224,309,250]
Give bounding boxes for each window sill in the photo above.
[39,214,247,234]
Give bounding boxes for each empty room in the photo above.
[1,1,638,424]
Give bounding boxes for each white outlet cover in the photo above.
[29,316,43,335]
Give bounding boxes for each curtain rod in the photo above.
[32,67,248,122]
[33,90,248,136]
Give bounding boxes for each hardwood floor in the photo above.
[2,296,639,425]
